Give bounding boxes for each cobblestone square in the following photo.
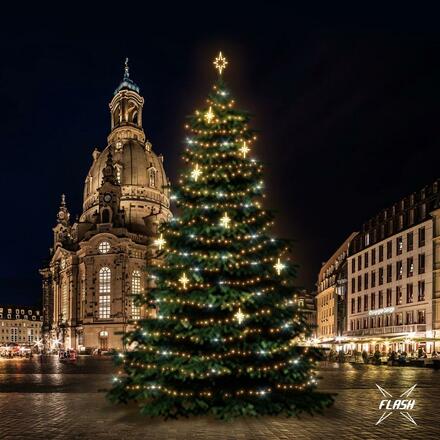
[0,358,439,439]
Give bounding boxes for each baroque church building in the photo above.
[40,62,171,351]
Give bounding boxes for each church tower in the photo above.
[40,61,171,351]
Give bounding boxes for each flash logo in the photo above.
[375,384,417,425]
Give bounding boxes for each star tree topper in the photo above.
[213,51,228,75]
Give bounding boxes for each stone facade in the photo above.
[40,63,171,351]
[346,180,440,354]
[0,306,43,346]
[316,233,357,344]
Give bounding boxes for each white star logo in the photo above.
[375,384,417,426]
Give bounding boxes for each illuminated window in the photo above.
[115,165,122,183]
[62,283,68,321]
[98,241,111,254]
[132,270,141,320]
[99,267,111,319]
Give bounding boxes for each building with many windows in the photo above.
[294,289,317,337]
[346,180,440,354]
[316,233,357,344]
[40,62,171,351]
[0,306,43,346]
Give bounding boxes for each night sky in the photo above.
[1,4,440,305]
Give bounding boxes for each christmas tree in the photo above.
[109,52,333,419]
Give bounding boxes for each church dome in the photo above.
[80,63,171,234]
[82,142,171,234]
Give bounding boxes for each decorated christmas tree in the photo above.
[109,52,333,419]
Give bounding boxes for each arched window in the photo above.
[99,267,111,319]
[131,270,141,320]
[127,100,138,124]
[113,104,121,127]
[149,168,156,188]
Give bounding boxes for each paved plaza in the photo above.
[0,357,438,439]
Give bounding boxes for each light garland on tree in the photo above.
[109,50,333,420]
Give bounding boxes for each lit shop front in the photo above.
[344,306,439,354]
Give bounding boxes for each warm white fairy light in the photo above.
[178,272,189,289]
[154,233,166,251]
[213,51,228,75]
[219,212,231,228]
[191,164,202,181]
[274,258,286,275]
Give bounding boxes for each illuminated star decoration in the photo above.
[274,258,286,275]
[239,141,250,158]
[234,308,245,324]
[179,272,189,290]
[191,164,202,182]
[213,51,228,75]
[154,233,166,251]
[219,212,231,229]
[205,106,215,124]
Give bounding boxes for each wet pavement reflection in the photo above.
[0,357,438,439]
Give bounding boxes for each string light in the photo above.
[111,52,323,416]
